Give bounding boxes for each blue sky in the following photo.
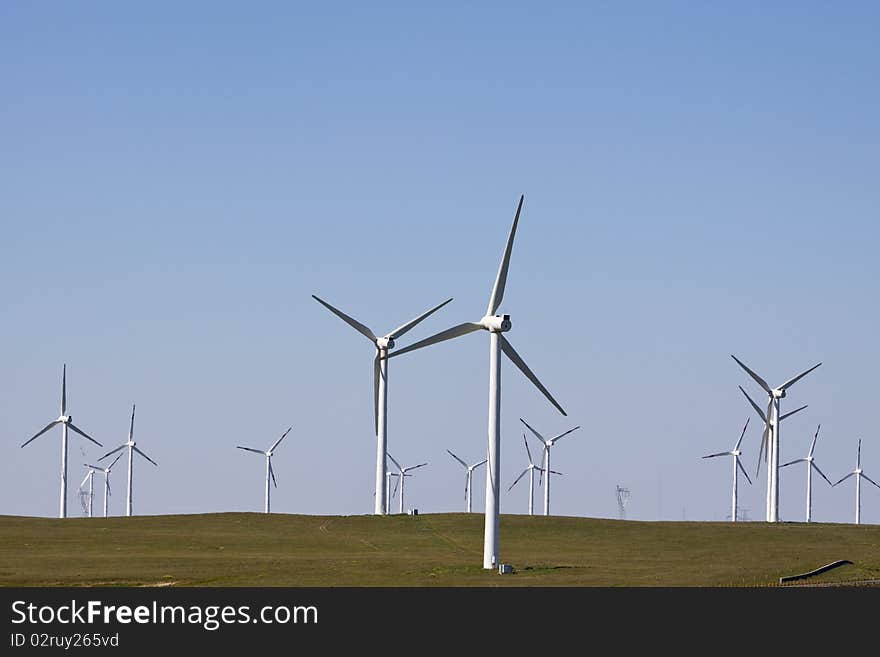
[2,3,879,523]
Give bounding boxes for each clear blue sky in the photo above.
[2,2,879,523]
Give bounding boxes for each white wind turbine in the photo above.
[387,453,427,514]
[98,404,158,517]
[732,355,820,522]
[508,433,556,515]
[389,195,567,568]
[79,467,96,518]
[446,449,487,513]
[236,426,292,514]
[20,364,103,518]
[84,453,123,518]
[312,294,452,516]
[833,439,880,525]
[779,425,833,523]
[702,418,752,522]
[519,418,579,516]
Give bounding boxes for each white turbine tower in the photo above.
[508,433,555,515]
[98,404,158,517]
[832,439,880,525]
[312,294,452,516]
[446,449,487,513]
[236,426,291,514]
[519,418,579,516]
[390,195,567,568]
[732,355,820,522]
[702,418,752,522]
[779,425,833,523]
[20,364,102,518]
[79,467,96,518]
[387,453,427,514]
[84,454,123,518]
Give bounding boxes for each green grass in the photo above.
[1,512,879,586]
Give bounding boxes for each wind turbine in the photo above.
[79,467,96,518]
[387,453,427,514]
[389,195,567,568]
[519,418,579,516]
[84,454,123,518]
[779,425,833,523]
[508,433,555,515]
[732,355,820,522]
[832,439,880,525]
[98,404,158,517]
[446,449,487,513]
[312,295,452,516]
[236,426,292,513]
[20,364,102,518]
[702,418,752,522]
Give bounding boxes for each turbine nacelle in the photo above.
[58,415,71,423]
[480,314,511,332]
[375,337,395,350]
[127,441,136,448]
[772,389,786,399]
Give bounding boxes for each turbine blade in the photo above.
[507,468,529,491]
[486,195,524,316]
[734,417,750,451]
[98,444,127,461]
[779,405,807,422]
[539,449,546,486]
[386,452,403,472]
[702,451,731,459]
[61,364,67,415]
[756,425,769,478]
[386,298,454,340]
[21,420,60,448]
[404,462,427,473]
[311,295,376,341]
[523,433,534,464]
[550,426,580,444]
[68,423,102,447]
[833,472,855,487]
[446,449,468,469]
[858,439,861,468]
[500,336,566,416]
[519,419,546,445]
[735,457,752,485]
[808,425,821,458]
[548,470,563,476]
[108,452,123,471]
[860,472,880,490]
[811,461,833,486]
[779,458,805,468]
[738,386,767,422]
[779,362,822,391]
[387,322,482,359]
[473,459,487,469]
[83,463,102,470]
[392,474,400,498]
[269,460,278,488]
[236,446,265,455]
[133,446,158,467]
[80,472,91,488]
[731,355,772,394]
[128,404,136,441]
[269,426,292,453]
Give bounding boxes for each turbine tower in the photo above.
[84,454,123,518]
[779,425,833,523]
[387,453,427,514]
[732,355,820,522]
[390,195,567,568]
[20,364,102,518]
[508,433,552,515]
[312,294,452,516]
[236,427,292,513]
[702,418,752,522]
[98,404,158,517]
[833,439,880,525]
[446,449,487,513]
[520,418,579,516]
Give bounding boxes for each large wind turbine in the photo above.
[84,454,123,518]
[79,467,96,518]
[519,418,579,516]
[98,404,158,517]
[312,294,452,516]
[702,418,752,522]
[387,453,427,514]
[236,427,292,513]
[390,195,567,568]
[779,425,833,523]
[446,449,487,513]
[833,439,880,525]
[20,364,102,518]
[508,433,555,515]
[732,355,820,522]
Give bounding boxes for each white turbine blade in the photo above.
[464,474,469,500]
[61,364,67,415]
[21,420,60,448]
[730,355,771,394]
[756,424,769,478]
[386,452,403,473]
[133,446,158,466]
[522,433,535,464]
[392,475,400,497]
[446,449,468,469]
[548,469,563,476]
[98,444,127,461]
[538,449,546,486]
[269,460,278,488]
[128,404,136,441]
[738,386,767,422]
[702,451,731,459]
[519,418,547,445]
[269,426,292,453]
[857,439,861,469]
[860,471,880,490]
[779,404,808,422]
[779,362,822,391]
[507,468,530,492]
[83,463,103,470]
[808,425,821,458]
[550,426,580,444]
[734,417,750,452]
[404,462,427,473]
[833,472,855,487]
[373,352,381,435]
[472,458,487,470]
[811,461,833,486]
[386,298,454,340]
[311,295,376,341]
[735,457,753,485]
[107,452,123,471]
[486,194,524,316]
[237,446,265,455]
[68,422,102,447]
[779,458,806,468]
[500,336,566,416]
[80,472,91,488]
[387,322,482,359]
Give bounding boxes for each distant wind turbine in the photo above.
[702,418,752,522]
[79,467,96,518]
[519,418,579,516]
[779,425,833,523]
[98,404,158,517]
[833,439,880,525]
[387,453,427,514]
[236,427,292,514]
[446,449,487,513]
[508,433,554,515]
[84,454,123,518]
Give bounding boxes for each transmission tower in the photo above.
[616,485,631,520]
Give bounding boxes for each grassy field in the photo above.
[1,512,879,586]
